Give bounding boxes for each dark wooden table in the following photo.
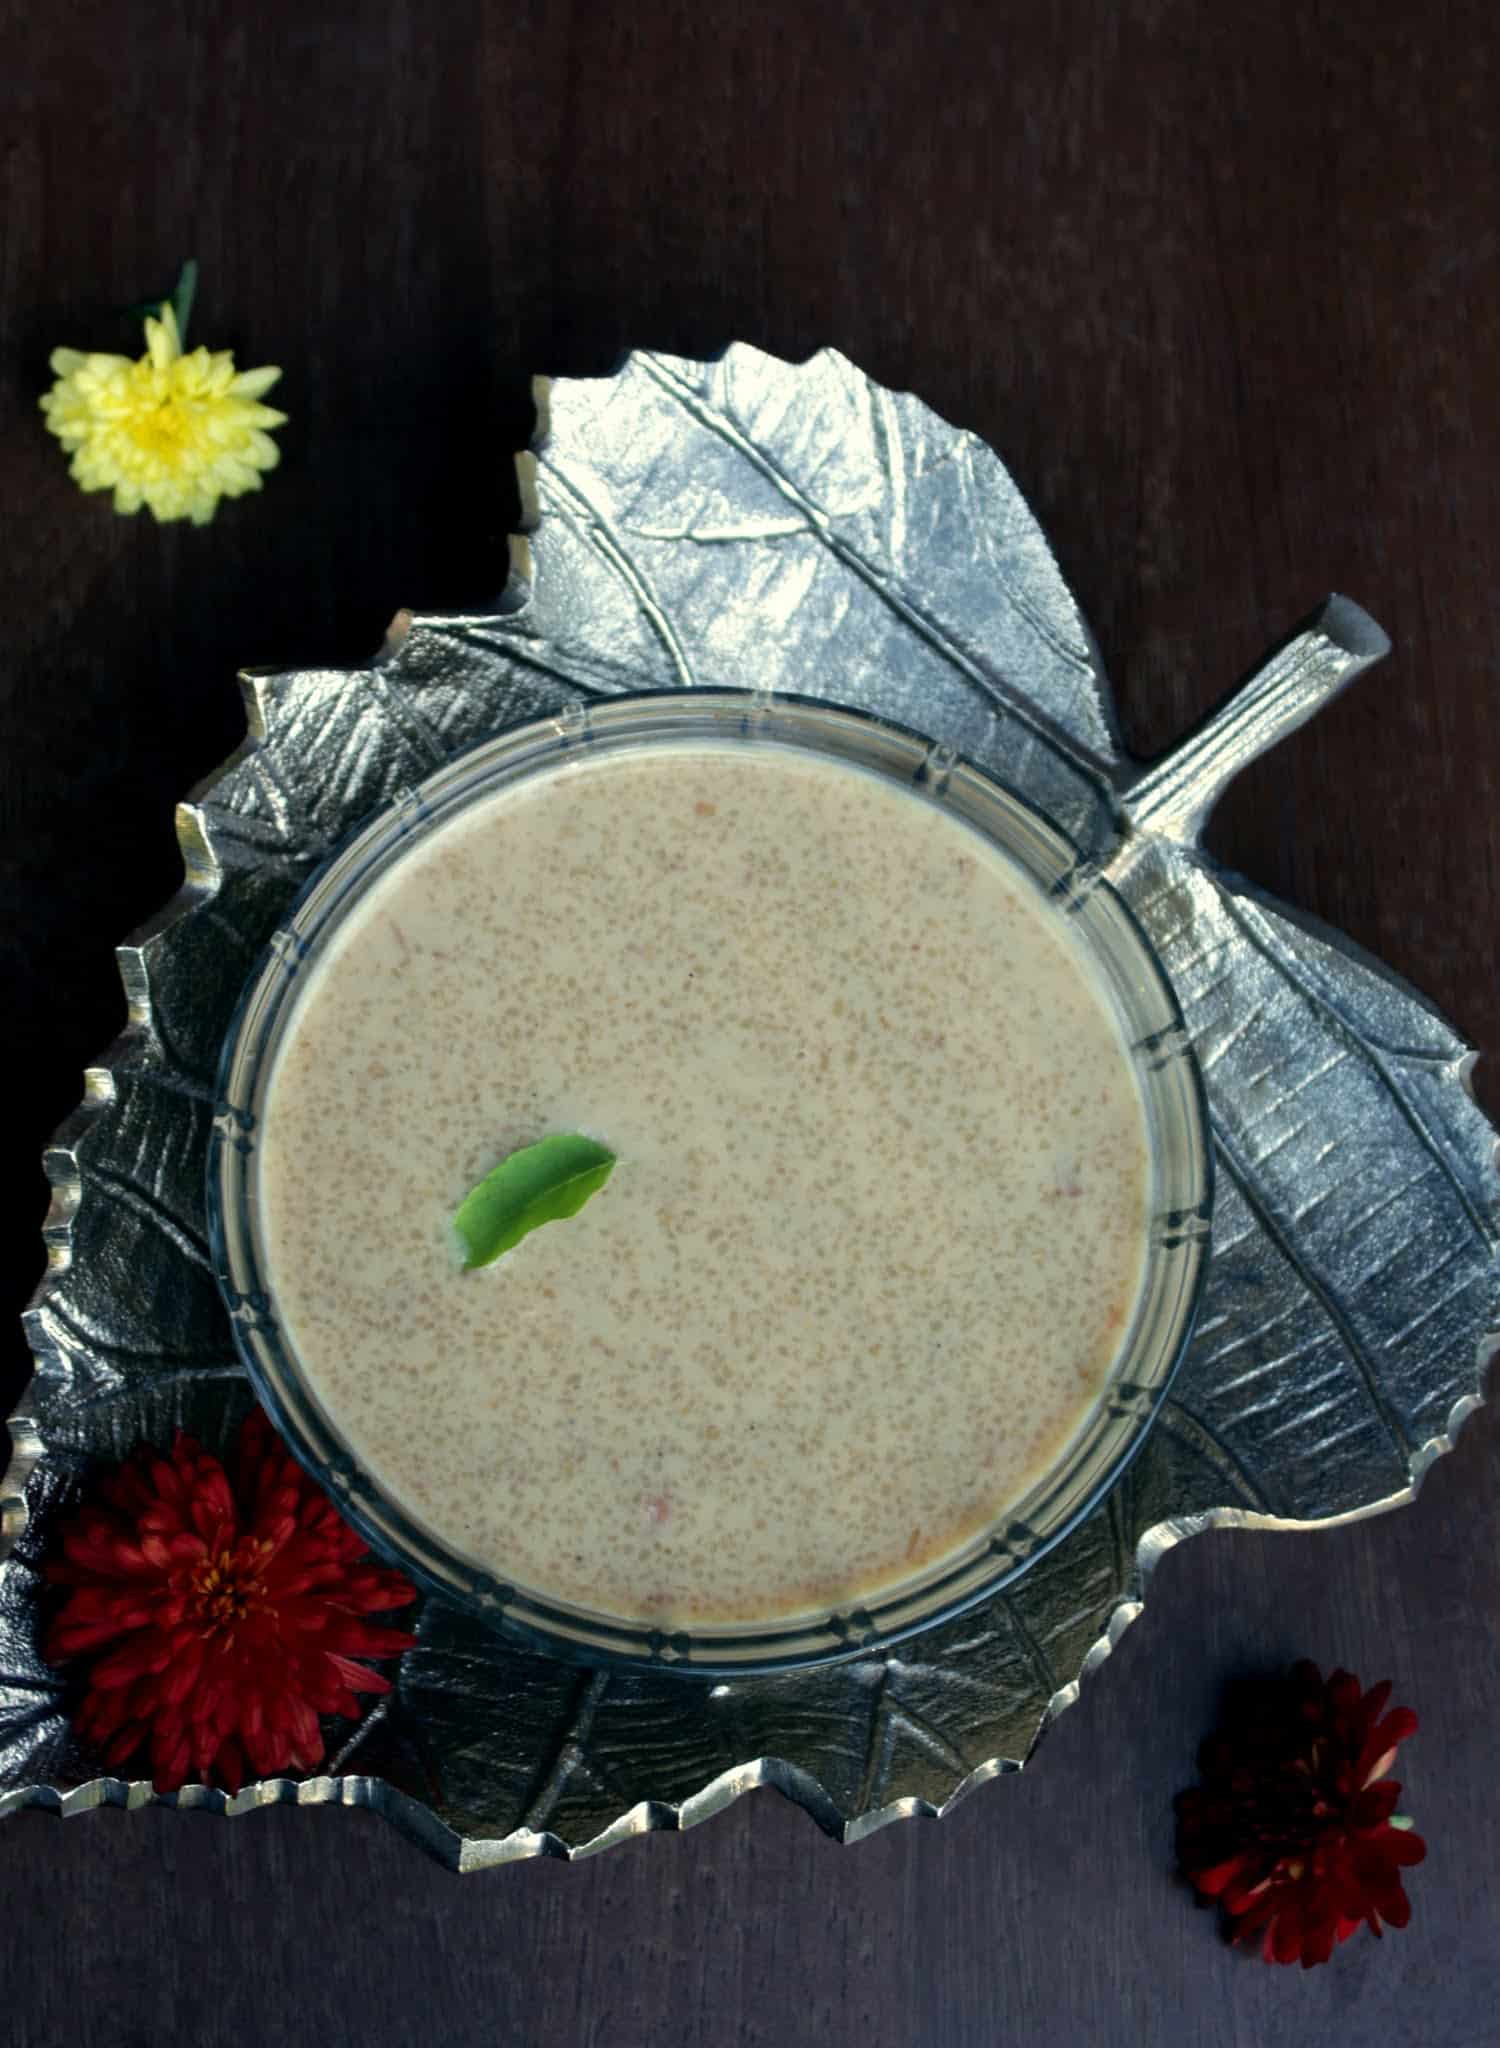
[4,4,1498,2042]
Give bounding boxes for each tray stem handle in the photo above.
[1121,595,1390,850]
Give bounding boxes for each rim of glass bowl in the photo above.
[208,689,1213,1678]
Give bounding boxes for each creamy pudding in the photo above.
[256,739,1150,1626]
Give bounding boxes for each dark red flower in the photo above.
[1176,1660,1425,1967]
[46,1407,416,1793]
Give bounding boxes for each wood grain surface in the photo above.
[3,3,1498,2043]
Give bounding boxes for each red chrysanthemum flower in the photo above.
[45,1406,417,1793]
[1176,1659,1426,1967]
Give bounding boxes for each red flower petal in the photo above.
[328,1652,395,1695]
[1349,1780,1401,1827]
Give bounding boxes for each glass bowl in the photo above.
[208,690,1212,1676]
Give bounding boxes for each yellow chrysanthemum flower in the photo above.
[40,302,286,525]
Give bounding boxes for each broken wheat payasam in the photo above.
[256,738,1151,1627]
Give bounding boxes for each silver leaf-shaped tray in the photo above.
[6,345,1498,1870]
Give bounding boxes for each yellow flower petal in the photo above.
[230,365,282,400]
[144,302,183,367]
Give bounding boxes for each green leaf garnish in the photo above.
[453,1134,616,1270]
